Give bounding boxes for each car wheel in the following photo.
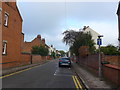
[59,64,61,67]
[69,65,71,68]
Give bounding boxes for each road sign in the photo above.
[97,39,102,45]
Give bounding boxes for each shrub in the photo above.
[31,45,49,56]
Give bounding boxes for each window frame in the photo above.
[0,8,2,25]
[4,12,9,27]
[0,8,2,11]
[2,40,7,55]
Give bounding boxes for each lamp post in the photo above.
[97,35,103,80]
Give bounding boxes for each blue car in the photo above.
[59,57,71,67]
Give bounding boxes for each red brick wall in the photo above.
[2,2,23,69]
[78,54,99,73]
[103,64,120,86]
[22,36,45,53]
[32,55,47,64]
[79,46,89,57]
[2,61,19,69]
[78,54,120,85]
[21,53,31,65]
[104,55,120,66]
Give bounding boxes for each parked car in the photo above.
[58,57,71,67]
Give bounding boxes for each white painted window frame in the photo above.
[0,8,2,11]
[0,8,2,25]
[4,12,9,27]
[2,40,7,55]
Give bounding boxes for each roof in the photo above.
[45,44,50,48]
[16,3,23,21]
[117,1,120,15]
[83,27,100,36]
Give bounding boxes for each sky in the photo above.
[17,0,119,51]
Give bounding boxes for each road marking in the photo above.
[72,76,79,89]
[0,68,32,79]
[74,76,83,89]
[72,76,78,89]
[72,76,83,90]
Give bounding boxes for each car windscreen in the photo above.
[60,58,70,61]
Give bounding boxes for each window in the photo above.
[2,40,7,55]
[0,8,2,25]
[4,12,9,27]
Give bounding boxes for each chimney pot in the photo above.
[42,38,45,44]
[37,35,41,39]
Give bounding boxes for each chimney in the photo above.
[37,35,41,40]
[83,26,87,30]
[42,38,45,44]
[87,26,89,28]
[21,33,24,42]
[83,26,89,30]
[51,45,53,47]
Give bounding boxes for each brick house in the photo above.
[117,2,120,50]
[22,34,46,54]
[1,1,23,69]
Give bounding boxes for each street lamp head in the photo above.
[98,35,103,38]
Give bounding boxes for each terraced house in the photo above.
[1,1,23,69]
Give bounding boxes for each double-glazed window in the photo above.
[4,12,9,27]
[2,40,7,55]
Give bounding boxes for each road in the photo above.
[2,59,83,89]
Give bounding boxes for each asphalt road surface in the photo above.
[2,59,83,89]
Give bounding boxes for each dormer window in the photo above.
[4,12,9,27]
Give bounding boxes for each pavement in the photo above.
[72,61,119,90]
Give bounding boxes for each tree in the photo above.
[100,44,120,55]
[59,50,66,57]
[31,45,49,56]
[63,30,95,56]
[50,51,56,59]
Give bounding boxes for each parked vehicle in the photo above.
[58,57,71,67]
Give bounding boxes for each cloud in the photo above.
[17,2,119,51]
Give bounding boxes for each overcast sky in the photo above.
[17,1,119,51]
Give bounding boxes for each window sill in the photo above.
[4,25,8,28]
[2,54,7,56]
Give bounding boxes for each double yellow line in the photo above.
[0,65,41,79]
[72,75,83,90]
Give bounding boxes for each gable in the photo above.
[4,2,23,22]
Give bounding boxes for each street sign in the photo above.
[97,39,102,45]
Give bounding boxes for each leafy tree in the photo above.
[31,46,40,55]
[31,45,49,56]
[59,50,66,57]
[100,44,120,55]
[63,30,96,56]
[50,51,56,59]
